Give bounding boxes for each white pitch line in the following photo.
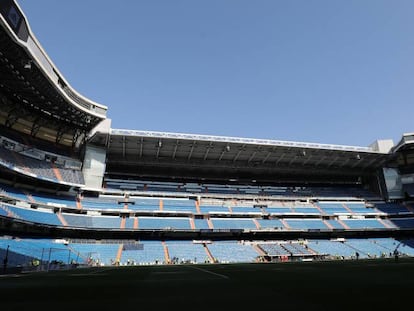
[186,265,229,279]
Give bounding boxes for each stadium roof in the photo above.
[0,0,397,184]
[0,0,107,143]
[393,133,414,153]
[89,129,391,184]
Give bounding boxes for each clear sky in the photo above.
[17,0,414,147]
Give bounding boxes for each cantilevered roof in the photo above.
[393,133,414,153]
[0,0,107,140]
[111,129,376,153]
[89,129,391,184]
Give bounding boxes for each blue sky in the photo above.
[18,0,414,147]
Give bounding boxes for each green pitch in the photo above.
[0,257,413,310]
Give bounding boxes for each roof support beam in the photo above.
[302,154,313,165]
[122,135,126,158]
[262,149,273,164]
[5,110,19,128]
[275,153,285,165]
[30,117,42,137]
[327,156,340,168]
[218,148,226,161]
[233,144,245,162]
[172,140,179,159]
[156,140,162,158]
[204,142,213,160]
[315,155,327,166]
[288,155,298,166]
[339,158,352,168]
[188,141,195,161]
[362,156,379,169]
[139,137,143,158]
[72,129,83,148]
[248,150,257,163]
[56,127,66,144]
[351,156,364,168]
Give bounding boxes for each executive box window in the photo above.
[7,5,20,29]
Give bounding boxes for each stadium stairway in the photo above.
[337,219,350,229]
[189,217,196,229]
[195,200,201,214]
[253,219,261,229]
[57,212,68,226]
[304,244,319,256]
[378,218,394,229]
[253,244,267,258]
[10,151,31,175]
[322,219,334,229]
[24,191,36,203]
[280,219,290,229]
[120,217,126,229]
[312,203,327,215]
[203,243,216,263]
[342,203,354,214]
[116,244,123,265]
[343,242,369,258]
[207,218,214,229]
[75,196,82,210]
[162,241,171,264]
[0,204,21,219]
[51,162,63,182]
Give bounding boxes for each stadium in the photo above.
[1,0,414,308]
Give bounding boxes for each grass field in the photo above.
[1,257,413,310]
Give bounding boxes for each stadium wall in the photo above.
[82,145,106,191]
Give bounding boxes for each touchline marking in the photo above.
[186,265,229,279]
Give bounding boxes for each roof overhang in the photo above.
[0,0,107,138]
[393,133,414,153]
[89,129,391,183]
